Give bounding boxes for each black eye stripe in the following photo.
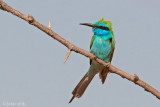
[99,26,109,31]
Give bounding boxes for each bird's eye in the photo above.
[100,26,109,31]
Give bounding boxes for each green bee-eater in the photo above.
[69,18,115,103]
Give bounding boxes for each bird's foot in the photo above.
[92,53,97,60]
[106,62,110,69]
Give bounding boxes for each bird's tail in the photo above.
[69,73,95,103]
[99,68,109,84]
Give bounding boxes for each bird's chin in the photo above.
[94,31,110,36]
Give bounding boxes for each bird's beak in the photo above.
[80,23,109,31]
[80,23,96,28]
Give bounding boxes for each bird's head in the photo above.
[80,18,113,36]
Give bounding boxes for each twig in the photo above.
[0,0,160,100]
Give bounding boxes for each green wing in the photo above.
[90,36,95,49]
[90,36,95,65]
[110,35,116,62]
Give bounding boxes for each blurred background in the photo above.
[0,0,160,107]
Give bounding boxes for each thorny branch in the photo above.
[0,0,160,100]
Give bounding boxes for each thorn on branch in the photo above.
[27,15,34,24]
[133,74,139,83]
[64,49,71,63]
[48,20,51,29]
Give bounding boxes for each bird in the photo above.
[69,18,115,103]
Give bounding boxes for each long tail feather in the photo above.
[69,73,94,103]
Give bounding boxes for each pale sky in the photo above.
[0,0,160,107]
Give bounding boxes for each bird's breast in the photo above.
[90,37,111,62]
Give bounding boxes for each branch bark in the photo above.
[0,0,160,100]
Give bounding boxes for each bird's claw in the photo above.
[106,62,110,68]
[92,53,97,60]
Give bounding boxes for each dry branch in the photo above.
[0,0,160,100]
